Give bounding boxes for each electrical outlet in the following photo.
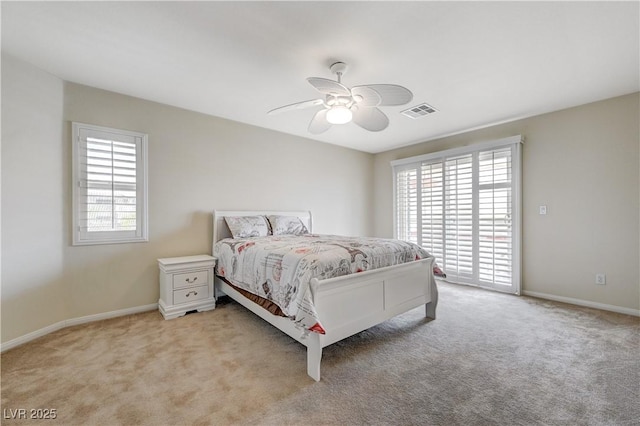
[595,274,606,285]
[539,205,547,215]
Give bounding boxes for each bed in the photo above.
[211,210,438,381]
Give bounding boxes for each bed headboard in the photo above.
[212,210,312,252]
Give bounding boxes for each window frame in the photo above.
[392,135,523,294]
[71,122,149,246]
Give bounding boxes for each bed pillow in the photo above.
[267,215,309,236]
[224,215,270,239]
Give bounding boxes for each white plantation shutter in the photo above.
[392,136,522,294]
[83,135,137,232]
[72,123,148,245]
[444,154,474,283]
[395,167,418,244]
[478,147,513,286]
[420,161,444,263]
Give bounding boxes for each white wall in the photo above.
[373,93,640,312]
[1,54,67,340]
[1,54,374,342]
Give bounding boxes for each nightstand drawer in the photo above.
[173,270,209,289]
[173,284,210,305]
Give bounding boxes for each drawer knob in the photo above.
[185,277,198,284]
[186,290,198,297]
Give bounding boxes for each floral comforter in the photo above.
[213,234,437,335]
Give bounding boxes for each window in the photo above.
[72,122,148,245]
[392,136,522,294]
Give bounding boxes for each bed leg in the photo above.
[425,277,439,320]
[426,302,436,319]
[306,334,322,382]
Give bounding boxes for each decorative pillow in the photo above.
[224,215,270,239]
[267,215,309,236]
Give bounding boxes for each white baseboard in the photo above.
[1,303,158,353]
[523,291,639,317]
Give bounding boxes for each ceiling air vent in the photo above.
[401,103,438,119]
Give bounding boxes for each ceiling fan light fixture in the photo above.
[270,61,412,133]
[326,105,352,124]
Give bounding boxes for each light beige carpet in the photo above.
[2,282,639,425]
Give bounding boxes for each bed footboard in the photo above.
[311,257,435,347]
[215,257,436,381]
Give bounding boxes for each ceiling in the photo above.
[2,2,638,153]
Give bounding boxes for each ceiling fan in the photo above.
[268,62,413,134]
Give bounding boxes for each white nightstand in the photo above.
[158,255,216,319]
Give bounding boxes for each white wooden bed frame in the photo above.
[212,210,438,381]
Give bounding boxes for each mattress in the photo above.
[213,234,438,334]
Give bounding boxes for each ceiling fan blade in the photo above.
[268,99,324,115]
[352,84,413,106]
[308,109,332,134]
[350,86,382,107]
[352,107,389,132]
[307,77,351,96]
